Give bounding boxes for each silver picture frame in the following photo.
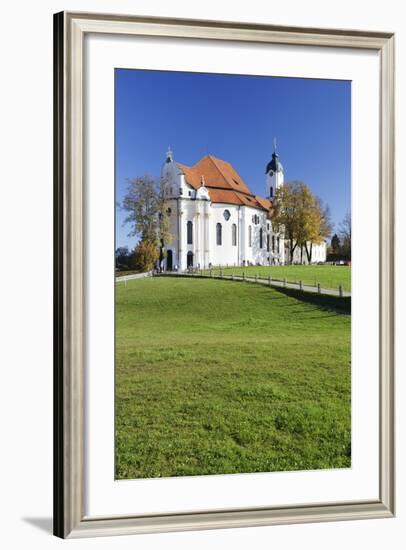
[53,11,395,538]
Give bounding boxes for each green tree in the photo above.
[331,233,341,253]
[115,246,131,270]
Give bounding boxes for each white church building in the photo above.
[161,147,326,271]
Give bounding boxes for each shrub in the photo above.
[133,239,159,272]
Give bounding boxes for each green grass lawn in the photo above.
[115,277,351,479]
[202,265,351,292]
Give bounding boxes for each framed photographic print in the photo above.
[54,11,395,538]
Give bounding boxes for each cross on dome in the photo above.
[265,139,283,174]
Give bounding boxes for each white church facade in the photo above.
[161,148,326,271]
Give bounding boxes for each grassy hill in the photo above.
[115,277,351,479]
[203,265,351,292]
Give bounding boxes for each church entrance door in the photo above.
[187,251,194,268]
[166,249,173,271]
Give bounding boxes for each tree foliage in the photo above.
[272,181,332,263]
[331,233,341,253]
[338,210,351,260]
[133,239,160,272]
[115,246,132,271]
[121,175,173,269]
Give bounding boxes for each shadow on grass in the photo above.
[272,286,351,315]
[157,274,350,315]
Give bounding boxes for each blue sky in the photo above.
[115,69,351,249]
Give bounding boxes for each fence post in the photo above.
[268,275,271,286]
[220,269,223,279]
[255,273,258,283]
[339,284,343,297]
[299,280,303,290]
[317,283,321,294]
[243,271,245,281]
[284,278,287,288]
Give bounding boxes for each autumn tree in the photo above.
[133,239,160,272]
[272,181,331,264]
[272,182,309,263]
[121,175,172,270]
[303,197,332,263]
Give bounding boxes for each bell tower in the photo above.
[265,139,284,200]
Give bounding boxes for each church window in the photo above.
[259,228,263,249]
[272,235,275,252]
[223,209,231,221]
[187,221,193,244]
[188,191,192,197]
[179,188,183,195]
[166,207,172,215]
[270,186,274,198]
[216,223,222,245]
[248,225,252,247]
[266,233,270,252]
[232,224,237,246]
[277,236,280,253]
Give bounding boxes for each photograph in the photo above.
[114,68,352,480]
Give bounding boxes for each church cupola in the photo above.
[265,139,284,199]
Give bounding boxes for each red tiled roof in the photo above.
[176,155,272,213]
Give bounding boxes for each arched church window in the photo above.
[259,228,263,249]
[216,223,222,245]
[266,233,270,252]
[270,186,274,198]
[248,225,252,247]
[223,209,231,221]
[272,235,275,252]
[232,224,237,246]
[187,221,193,244]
